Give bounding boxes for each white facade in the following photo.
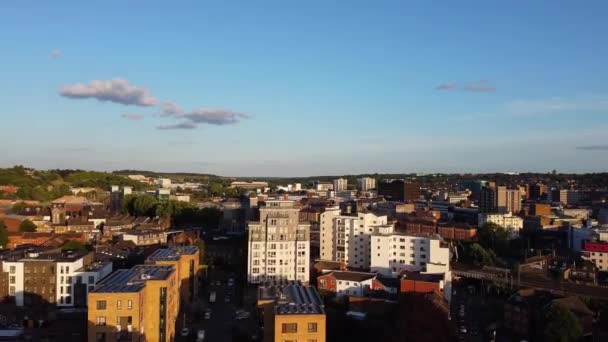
[157,178,172,188]
[247,200,310,284]
[357,177,376,191]
[478,213,524,231]
[370,233,451,276]
[2,261,24,306]
[333,178,348,191]
[56,258,84,306]
[320,210,389,269]
[335,277,374,297]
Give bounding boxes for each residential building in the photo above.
[157,178,172,189]
[357,177,376,191]
[479,184,497,213]
[316,271,376,297]
[169,194,190,202]
[332,178,348,191]
[319,209,389,269]
[87,265,179,342]
[230,181,269,190]
[315,181,333,192]
[146,246,200,304]
[378,180,422,202]
[582,241,608,272]
[400,272,444,294]
[370,232,450,276]
[121,229,170,246]
[257,281,325,342]
[478,213,524,231]
[247,200,311,283]
[156,188,170,202]
[528,184,548,200]
[0,250,112,307]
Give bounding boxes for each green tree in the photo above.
[465,243,496,266]
[61,240,88,252]
[0,221,8,248]
[478,222,511,255]
[133,194,158,216]
[121,194,137,215]
[543,305,582,342]
[19,219,37,233]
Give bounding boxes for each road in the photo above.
[450,282,484,342]
[176,267,258,342]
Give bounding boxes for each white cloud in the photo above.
[161,100,184,116]
[60,78,158,106]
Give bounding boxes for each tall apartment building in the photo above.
[87,265,179,342]
[357,177,376,191]
[552,189,580,206]
[247,200,311,284]
[370,228,451,276]
[319,209,389,269]
[378,180,422,202]
[528,183,548,200]
[333,178,348,191]
[501,188,522,214]
[0,250,112,307]
[146,246,200,305]
[479,184,497,213]
[257,281,326,342]
[481,185,520,214]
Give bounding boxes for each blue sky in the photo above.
[1,1,607,176]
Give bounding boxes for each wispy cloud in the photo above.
[436,83,457,90]
[51,49,62,59]
[184,109,252,125]
[156,122,197,130]
[575,145,608,151]
[509,96,608,116]
[159,100,252,128]
[161,100,184,117]
[60,78,158,106]
[121,113,144,121]
[464,80,496,92]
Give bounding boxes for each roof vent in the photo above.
[140,274,151,280]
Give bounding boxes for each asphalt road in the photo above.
[176,267,257,342]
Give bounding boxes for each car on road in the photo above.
[209,291,216,303]
[460,327,467,334]
[180,328,190,337]
[196,329,205,341]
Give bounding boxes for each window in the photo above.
[117,300,122,309]
[89,276,95,284]
[96,316,106,326]
[252,268,260,274]
[9,286,15,296]
[307,323,318,332]
[127,300,133,309]
[9,266,15,273]
[96,300,107,310]
[281,323,297,333]
[9,276,15,284]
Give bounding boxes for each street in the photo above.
[175,266,258,342]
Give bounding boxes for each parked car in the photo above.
[181,328,190,337]
[204,311,211,320]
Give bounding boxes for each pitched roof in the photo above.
[551,296,594,316]
[375,275,401,288]
[52,195,90,205]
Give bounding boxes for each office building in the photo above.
[356,177,376,191]
[332,178,348,191]
[146,246,200,304]
[247,200,311,283]
[87,265,179,342]
[378,180,422,202]
[315,181,333,192]
[528,184,548,200]
[479,184,497,213]
[319,209,389,269]
[257,281,325,342]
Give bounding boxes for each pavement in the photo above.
[175,266,258,342]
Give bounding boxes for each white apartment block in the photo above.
[357,177,376,191]
[247,200,310,284]
[333,178,348,191]
[320,209,389,269]
[478,212,524,232]
[370,232,451,276]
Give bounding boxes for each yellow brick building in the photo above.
[146,246,200,305]
[257,281,326,342]
[87,265,179,342]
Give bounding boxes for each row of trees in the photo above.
[121,194,222,228]
[460,222,517,266]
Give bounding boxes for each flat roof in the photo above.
[258,281,324,315]
[91,265,174,293]
[147,246,198,261]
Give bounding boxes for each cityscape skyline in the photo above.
[1,1,608,176]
